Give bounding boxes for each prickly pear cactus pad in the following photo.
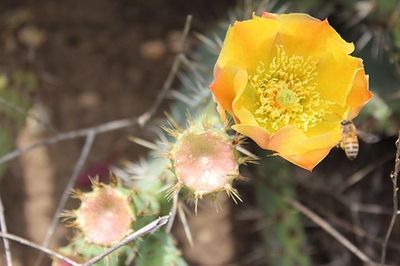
[136,230,187,266]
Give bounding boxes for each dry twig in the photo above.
[380,130,400,265]
[0,232,80,266]
[138,15,192,126]
[338,155,393,193]
[0,96,57,135]
[289,199,384,265]
[0,194,12,266]
[81,215,170,266]
[0,215,169,266]
[311,201,400,252]
[0,118,135,167]
[39,131,96,258]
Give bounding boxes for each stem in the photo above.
[81,215,169,266]
[0,232,80,266]
[36,131,95,266]
[0,194,12,266]
[380,130,400,265]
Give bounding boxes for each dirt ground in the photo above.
[0,0,236,265]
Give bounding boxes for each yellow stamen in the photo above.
[249,45,333,132]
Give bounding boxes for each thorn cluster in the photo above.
[62,177,135,246]
[162,115,256,212]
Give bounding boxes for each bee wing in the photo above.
[356,129,380,143]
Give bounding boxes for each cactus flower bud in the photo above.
[63,181,135,246]
[165,118,249,211]
[173,130,237,193]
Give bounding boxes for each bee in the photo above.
[340,120,359,160]
[340,120,379,160]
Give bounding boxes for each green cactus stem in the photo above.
[136,230,187,266]
[255,156,311,266]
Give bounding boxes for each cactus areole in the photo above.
[172,129,238,194]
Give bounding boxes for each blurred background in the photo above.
[0,0,400,265]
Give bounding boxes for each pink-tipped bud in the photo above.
[71,184,135,246]
[163,116,251,210]
[173,130,238,194]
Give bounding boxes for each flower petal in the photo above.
[210,67,247,114]
[346,68,373,119]
[272,14,361,106]
[315,54,361,105]
[266,126,341,156]
[232,124,271,148]
[231,74,261,124]
[232,123,339,171]
[278,147,332,171]
[272,14,354,56]
[232,107,260,126]
[217,16,279,71]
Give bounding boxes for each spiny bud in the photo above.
[63,179,135,246]
[165,116,248,211]
[173,130,237,192]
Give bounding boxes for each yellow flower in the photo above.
[210,13,372,171]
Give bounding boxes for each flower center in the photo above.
[249,45,333,132]
[276,88,298,107]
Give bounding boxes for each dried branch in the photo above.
[289,199,383,265]
[0,117,135,166]
[1,216,169,266]
[81,215,170,266]
[380,130,400,265]
[138,14,192,126]
[40,131,96,252]
[310,201,400,252]
[0,194,12,266]
[0,96,57,134]
[0,232,80,266]
[338,155,393,193]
